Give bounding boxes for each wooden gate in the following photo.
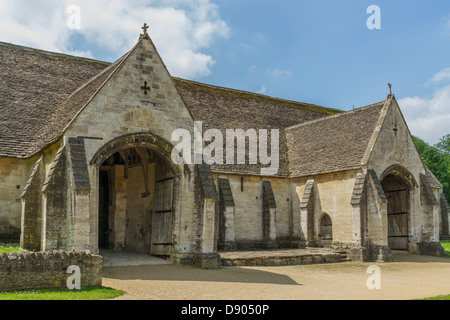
[150,158,174,256]
[386,189,408,250]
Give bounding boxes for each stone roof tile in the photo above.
[286,102,385,177]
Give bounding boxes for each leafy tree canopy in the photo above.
[413,135,450,203]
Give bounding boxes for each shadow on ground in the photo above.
[391,251,450,264]
[102,264,300,286]
[100,250,450,287]
[100,250,299,285]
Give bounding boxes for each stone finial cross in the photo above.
[141,81,150,95]
[388,83,392,95]
[142,23,149,36]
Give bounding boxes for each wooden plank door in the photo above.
[150,158,174,256]
[386,190,408,250]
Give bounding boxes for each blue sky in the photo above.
[208,1,450,107]
[0,0,449,144]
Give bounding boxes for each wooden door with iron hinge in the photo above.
[386,189,409,250]
[150,158,174,256]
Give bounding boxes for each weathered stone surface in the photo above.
[0,250,102,292]
[417,242,446,257]
[194,253,221,270]
[220,249,345,267]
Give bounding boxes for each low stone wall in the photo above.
[0,250,102,292]
[220,249,345,267]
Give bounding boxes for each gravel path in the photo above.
[101,252,450,300]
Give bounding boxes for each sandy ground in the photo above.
[101,252,450,300]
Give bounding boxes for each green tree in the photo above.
[436,134,450,157]
[413,136,450,203]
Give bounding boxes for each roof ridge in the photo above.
[173,77,343,115]
[285,100,385,131]
[63,52,127,100]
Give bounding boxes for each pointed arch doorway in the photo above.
[380,166,416,251]
[91,133,180,258]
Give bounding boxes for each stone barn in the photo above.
[0,27,448,266]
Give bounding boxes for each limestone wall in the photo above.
[124,164,155,253]
[15,141,64,251]
[214,174,291,246]
[270,178,295,244]
[315,171,357,246]
[0,157,34,241]
[293,171,357,248]
[101,164,156,253]
[214,171,357,250]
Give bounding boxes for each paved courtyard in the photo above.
[101,251,450,300]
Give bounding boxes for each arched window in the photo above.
[319,214,333,246]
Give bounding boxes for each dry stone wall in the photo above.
[0,250,102,291]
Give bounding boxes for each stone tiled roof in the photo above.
[0,41,110,158]
[174,78,342,176]
[425,166,443,189]
[1,41,387,179]
[286,102,385,177]
[33,54,128,155]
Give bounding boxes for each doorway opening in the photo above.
[98,170,111,249]
[98,147,174,257]
[381,174,410,250]
[319,214,333,247]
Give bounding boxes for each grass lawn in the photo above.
[421,295,450,300]
[441,241,450,257]
[0,243,23,253]
[0,287,125,300]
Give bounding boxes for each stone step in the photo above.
[220,249,349,267]
[340,254,351,262]
[441,236,450,241]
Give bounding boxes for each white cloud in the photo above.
[0,0,229,79]
[442,13,450,37]
[257,85,267,94]
[268,68,293,78]
[425,67,450,86]
[398,83,450,144]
